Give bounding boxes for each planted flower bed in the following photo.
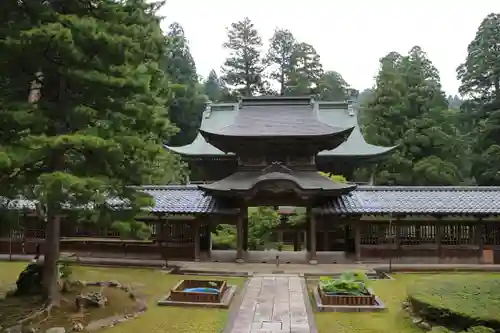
[312,271,385,312]
[170,279,227,303]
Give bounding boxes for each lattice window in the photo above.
[484,223,500,245]
[360,223,395,245]
[165,223,194,243]
[419,224,436,244]
[441,224,475,245]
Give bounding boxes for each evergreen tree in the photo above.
[162,22,206,146]
[221,17,265,96]
[457,13,500,185]
[0,0,182,302]
[287,42,323,96]
[317,71,352,101]
[265,28,296,95]
[364,48,464,185]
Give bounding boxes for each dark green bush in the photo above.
[407,275,500,331]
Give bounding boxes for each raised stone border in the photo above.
[0,280,147,333]
[312,287,387,312]
[157,284,237,309]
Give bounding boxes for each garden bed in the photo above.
[312,271,386,312]
[407,275,500,332]
[158,279,236,308]
[318,286,376,306]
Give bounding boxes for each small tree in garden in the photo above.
[247,207,280,249]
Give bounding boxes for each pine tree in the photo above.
[265,28,296,95]
[221,17,265,96]
[0,0,181,302]
[162,22,206,146]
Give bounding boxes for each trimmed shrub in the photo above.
[407,275,500,331]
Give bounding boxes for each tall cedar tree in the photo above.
[317,71,352,101]
[287,42,323,96]
[162,22,207,146]
[364,48,463,185]
[0,0,177,303]
[221,17,265,96]
[457,13,500,185]
[265,28,296,96]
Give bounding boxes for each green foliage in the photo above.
[211,224,236,250]
[408,275,500,331]
[162,23,207,146]
[221,17,265,96]
[111,220,152,240]
[363,47,465,185]
[0,0,188,300]
[457,13,500,185]
[319,271,369,295]
[247,207,280,250]
[57,260,73,281]
[265,28,296,95]
[319,172,347,183]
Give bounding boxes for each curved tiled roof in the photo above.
[5,186,500,215]
[322,186,500,215]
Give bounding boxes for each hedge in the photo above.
[407,275,500,331]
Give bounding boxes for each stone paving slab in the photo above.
[228,275,313,333]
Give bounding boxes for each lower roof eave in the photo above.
[318,210,500,217]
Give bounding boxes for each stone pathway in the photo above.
[229,275,314,333]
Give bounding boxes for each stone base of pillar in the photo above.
[236,258,245,263]
[194,258,200,262]
[308,259,318,265]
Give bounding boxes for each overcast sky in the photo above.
[159,0,500,96]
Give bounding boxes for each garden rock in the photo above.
[72,323,84,332]
[5,325,22,333]
[15,263,43,295]
[107,280,120,288]
[76,292,108,309]
[417,321,432,330]
[44,328,65,333]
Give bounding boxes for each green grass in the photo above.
[0,261,246,333]
[408,274,500,328]
[313,273,500,333]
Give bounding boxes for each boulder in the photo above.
[15,263,44,296]
[45,328,65,333]
[72,323,84,332]
[5,325,22,333]
[76,292,108,309]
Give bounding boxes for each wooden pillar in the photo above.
[236,207,245,263]
[354,220,361,262]
[308,206,317,264]
[477,218,484,263]
[293,231,300,251]
[243,215,249,251]
[395,219,401,249]
[194,219,201,262]
[277,230,284,243]
[436,219,443,262]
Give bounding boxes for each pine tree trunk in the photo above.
[42,213,61,304]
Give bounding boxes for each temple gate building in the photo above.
[2,96,500,264]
